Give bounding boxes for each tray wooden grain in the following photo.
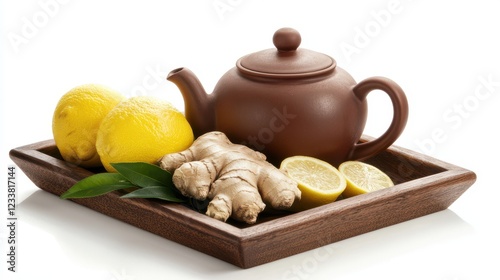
[9,137,476,268]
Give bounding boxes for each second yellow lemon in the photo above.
[96,96,194,172]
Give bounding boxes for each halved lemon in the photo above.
[339,161,394,197]
[280,156,346,211]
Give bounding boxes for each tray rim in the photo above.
[9,137,477,268]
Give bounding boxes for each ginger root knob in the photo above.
[159,131,301,224]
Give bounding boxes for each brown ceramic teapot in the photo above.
[167,27,408,166]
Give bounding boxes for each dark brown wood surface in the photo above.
[9,137,476,268]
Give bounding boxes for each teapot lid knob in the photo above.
[273,27,301,51]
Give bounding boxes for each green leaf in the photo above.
[121,186,186,202]
[111,162,172,188]
[61,173,135,199]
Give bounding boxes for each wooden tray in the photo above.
[9,137,476,268]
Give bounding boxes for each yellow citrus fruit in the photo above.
[96,96,194,172]
[52,84,125,168]
[280,156,346,211]
[339,161,394,197]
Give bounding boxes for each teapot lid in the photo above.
[237,27,336,78]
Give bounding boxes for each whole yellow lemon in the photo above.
[52,84,125,168]
[96,96,194,172]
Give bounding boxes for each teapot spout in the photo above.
[167,67,214,137]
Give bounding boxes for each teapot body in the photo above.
[213,66,367,166]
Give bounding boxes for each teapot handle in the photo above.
[350,76,409,161]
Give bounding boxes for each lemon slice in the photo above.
[280,156,346,211]
[339,161,394,197]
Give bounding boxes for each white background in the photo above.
[1,0,499,279]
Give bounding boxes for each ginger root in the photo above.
[158,131,300,224]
